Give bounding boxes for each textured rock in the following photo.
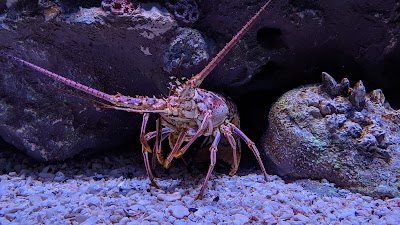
[0,1,265,161]
[101,0,138,15]
[0,3,179,161]
[262,72,400,198]
[1,0,400,164]
[163,27,209,76]
[165,0,199,25]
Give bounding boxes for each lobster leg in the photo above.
[228,123,268,181]
[140,113,160,189]
[221,125,239,176]
[143,126,172,169]
[140,114,153,153]
[154,118,164,165]
[164,112,212,169]
[173,112,212,159]
[196,130,221,200]
[163,129,188,169]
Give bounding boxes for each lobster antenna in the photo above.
[190,0,273,87]
[2,53,116,103]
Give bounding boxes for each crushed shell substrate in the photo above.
[0,146,399,224]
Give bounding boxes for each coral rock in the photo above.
[101,0,137,15]
[163,27,209,76]
[262,72,400,198]
[165,0,199,24]
[321,72,339,96]
[350,80,366,111]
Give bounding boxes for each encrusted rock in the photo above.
[163,27,209,77]
[349,80,366,111]
[321,72,339,96]
[319,100,335,116]
[370,89,385,105]
[262,73,400,198]
[165,0,199,24]
[101,0,138,15]
[337,78,350,96]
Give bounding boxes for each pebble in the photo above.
[86,196,101,207]
[1,147,399,224]
[157,192,182,201]
[193,206,213,218]
[118,180,132,191]
[8,172,17,176]
[292,213,310,223]
[168,205,189,219]
[53,171,66,182]
[233,213,249,225]
[188,208,198,213]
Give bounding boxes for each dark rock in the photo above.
[101,0,137,15]
[165,0,199,25]
[1,0,400,166]
[337,78,350,96]
[195,0,400,109]
[188,207,198,213]
[262,73,400,198]
[0,3,179,161]
[349,80,366,111]
[163,27,209,77]
[321,72,339,96]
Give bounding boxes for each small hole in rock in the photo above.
[257,27,286,50]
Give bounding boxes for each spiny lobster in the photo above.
[2,1,272,199]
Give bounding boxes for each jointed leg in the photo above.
[164,112,212,168]
[142,124,172,169]
[142,126,172,169]
[221,125,239,176]
[228,123,268,181]
[196,130,221,200]
[154,118,163,166]
[139,113,160,189]
[143,128,172,141]
[140,113,152,154]
[174,112,212,158]
[164,129,188,169]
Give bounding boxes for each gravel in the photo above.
[0,144,399,224]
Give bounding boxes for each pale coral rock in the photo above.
[263,72,400,198]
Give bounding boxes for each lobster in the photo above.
[2,1,272,200]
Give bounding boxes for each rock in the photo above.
[262,72,400,198]
[0,2,178,161]
[86,196,101,207]
[101,0,138,15]
[167,204,189,219]
[53,171,66,182]
[165,0,200,25]
[157,192,182,201]
[233,213,250,225]
[1,0,400,164]
[163,27,209,76]
[321,72,339,96]
[349,81,366,111]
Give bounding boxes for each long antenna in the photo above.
[190,0,273,87]
[2,53,115,103]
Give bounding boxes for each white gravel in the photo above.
[0,144,399,224]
